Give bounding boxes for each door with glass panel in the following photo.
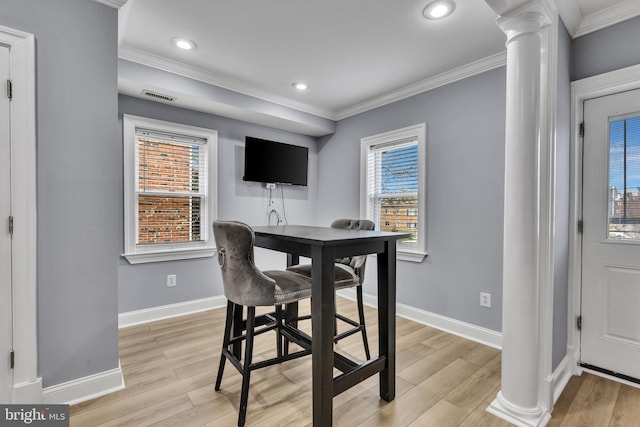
[582,88,640,380]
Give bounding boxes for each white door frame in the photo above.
[0,24,40,403]
[569,63,640,378]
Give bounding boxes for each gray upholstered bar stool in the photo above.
[212,220,313,427]
[287,218,374,359]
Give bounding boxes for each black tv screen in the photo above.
[243,137,308,186]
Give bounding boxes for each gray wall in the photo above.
[118,95,319,312]
[552,20,572,370]
[0,0,120,387]
[317,68,506,332]
[571,14,640,81]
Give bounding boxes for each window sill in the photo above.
[398,250,428,263]
[370,250,427,263]
[123,247,215,264]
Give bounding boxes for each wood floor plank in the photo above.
[408,399,470,427]
[396,342,438,371]
[70,298,640,427]
[443,373,499,413]
[422,331,460,349]
[608,384,640,427]
[471,353,501,383]
[547,374,586,427]
[559,373,621,427]
[460,344,500,367]
[397,354,451,386]
[71,372,215,425]
[149,398,236,427]
[95,395,193,427]
[359,359,481,427]
[457,385,511,427]
[333,377,415,427]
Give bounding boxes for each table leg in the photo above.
[311,245,335,426]
[377,240,396,401]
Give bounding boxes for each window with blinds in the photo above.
[135,128,207,245]
[360,123,427,261]
[608,116,640,239]
[366,139,419,242]
[123,115,218,263]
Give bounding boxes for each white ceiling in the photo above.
[114,0,640,125]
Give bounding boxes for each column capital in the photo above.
[492,0,554,42]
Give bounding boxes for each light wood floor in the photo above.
[71,298,640,426]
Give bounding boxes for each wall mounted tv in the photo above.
[243,136,308,186]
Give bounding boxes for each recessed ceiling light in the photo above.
[171,37,197,50]
[423,0,455,20]
[292,82,309,91]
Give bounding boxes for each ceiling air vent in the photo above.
[142,89,176,102]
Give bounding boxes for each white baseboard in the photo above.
[40,296,226,406]
[337,289,502,349]
[42,364,125,405]
[118,295,227,329]
[551,356,573,404]
[12,377,43,404]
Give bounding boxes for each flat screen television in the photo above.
[243,136,308,186]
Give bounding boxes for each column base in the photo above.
[487,391,551,427]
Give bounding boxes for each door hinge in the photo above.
[577,315,582,330]
[579,122,584,137]
[577,219,583,234]
[6,79,12,100]
[10,350,14,369]
[8,216,13,236]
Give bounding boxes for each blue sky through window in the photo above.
[380,144,418,194]
[609,117,640,192]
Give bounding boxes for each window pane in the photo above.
[379,196,418,242]
[138,138,203,194]
[608,116,640,239]
[380,144,419,194]
[376,143,419,243]
[138,195,202,244]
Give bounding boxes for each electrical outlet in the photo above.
[167,274,177,287]
[480,292,491,308]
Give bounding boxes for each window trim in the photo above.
[360,123,427,262]
[123,115,218,264]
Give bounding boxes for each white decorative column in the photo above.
[485,1,556,426]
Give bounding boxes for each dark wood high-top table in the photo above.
[252,225,409,426]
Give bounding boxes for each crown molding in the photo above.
[93,0,128,8]
[556,0,583,36]
[335,51,507,120]
[575,0,640,37]
[119,44,508,124]
[120,44,507,125]
[118,44,336,120]
[558,0,640,39]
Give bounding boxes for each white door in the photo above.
[582,88,640,380]
[0,44,13,402]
